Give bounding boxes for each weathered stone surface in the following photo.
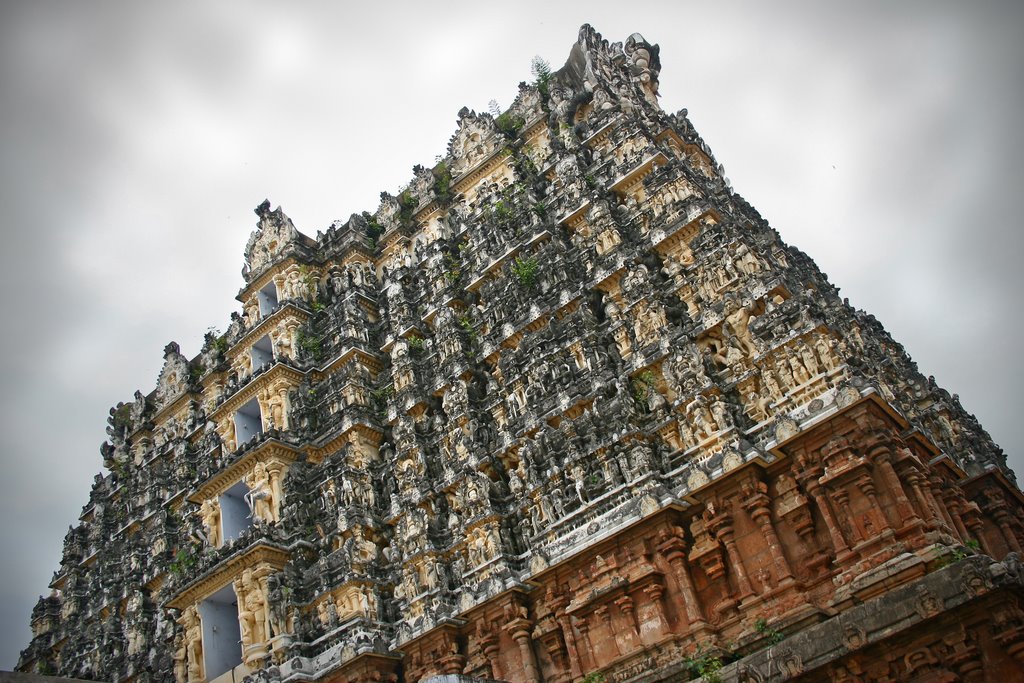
[17,22,1022,683]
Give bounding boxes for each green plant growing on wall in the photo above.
[515,145,541,179]
[408,335,425,352]
[581,673,605,683]
[755,617,785,645]
[110,403,132,432]
[398,191,418,226]
[297,328,323,362]
[169,546,198,576]
[299,264,319,303]
[362,211,385,244]
[511,255,540,289]
[204,327,229,356]
[532,55,552,100]
[458,315,478,344]
[941,538,982,566]
[112,459,129,481]
[432,161,453,204]
[495,111,526,139]
[443,252,462,284]
[631,369,657,406]
[684,646,724,683]
[492,200,513,226]
[370,386,394,417]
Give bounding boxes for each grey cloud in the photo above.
[1,0,1022,668]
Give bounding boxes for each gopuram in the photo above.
[18,24,1024,683]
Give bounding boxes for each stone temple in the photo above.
[17,24,1024,683]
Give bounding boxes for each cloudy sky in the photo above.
[1,0,1021,669]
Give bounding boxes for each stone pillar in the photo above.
[943,628,984,683]
[871,448,917,524]
[594,605,620,658]
[657,533,707,630]
[556,611,583,680]
[994,508,1024,555]
[829,489,860,545]
[743,492,793,583]
[993,604,1024,668]
[708,511,754,598]
[854,474,889,534]
[927,474,958,532]
[637,584,669,643]
[804,476,852,558]
[904,469,941,527]
[941,492,972,541]
[506,617,541,683]
[479,631,502,681]
[440,653,466,675]
[575,617,597,672]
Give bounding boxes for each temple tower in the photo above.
[19,25,1023,683]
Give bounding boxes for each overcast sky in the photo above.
[1,0,1022,670]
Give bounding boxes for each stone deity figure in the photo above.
[198,499,222,547]
[181,606,203,682]
[245,462,275,523]
[173,632,188,683]
[798,341,820,377]
[236,569,268,647]
[571,466,588,504]
[723,296,758,358]
[349,525,378,567]
[814,334,838,371]
[266,574,289,639]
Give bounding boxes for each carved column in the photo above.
[614,595,642,650]
[853,473,889,535]
[904,469,941,527]
[962,501,989,552]
[555,609,583,680]
[656,532,708,630]
[439,653,466,675]
[942,627,985,683]
[994,507,1024,555]
[927,474,958,531]
[575,617,597,673]
[993,602,1024,667]
[479,629,502,681]
[638,583,670,642]
[802,470,852,558]
[829,489,860,545]
[869,446,917,525]
[594,605,620,658]
[708,509,754,598]
[943,494,972,541]
[743,491,793,583]
[507,618,541,683]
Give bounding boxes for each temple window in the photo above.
[250,335,274,372]
[233,398,263,446]
[257,282,279,318]
[219,480,254,542]
[197,585,243,680]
